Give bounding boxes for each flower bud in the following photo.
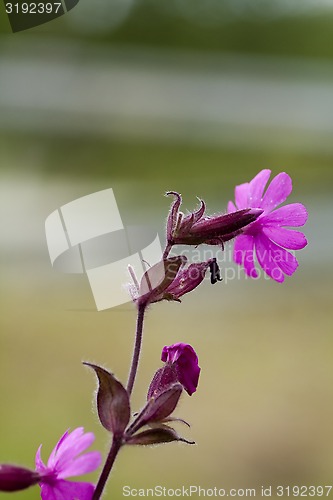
[166,191,262,247]
[148,343,200,397]
[133,258,212,307]
[0,464,40,492]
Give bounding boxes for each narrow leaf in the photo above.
[126,426,195,446]
[84,363,130,435]
[159,417,191,427]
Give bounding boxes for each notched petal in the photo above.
[261,172,292,212]
[262,226,307,250]
[262,203,308,228]
[248,169,271,206]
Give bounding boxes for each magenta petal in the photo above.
[40,479,94,500]
[262,226,307,250]
[47,430,71,469]
[40,483,58,500]
[233,235,247,265]
[235,182,250,209]
[243,242,258,279]
[261,203,308,227]
[161,343,200,396]
[53,431,95,472]
[47,428,100,480]
[162,343,190,364]
[227,200,237,213]
[260,172,292,212]
[233,235,258,278]
[175,347,200,396]
[57,452,101,479]
[35,446,47,473]
[262,236,298,276]
[255,233,284,282]
[178,362,200,396]
[248,169,271,206]
[275,247,298,276]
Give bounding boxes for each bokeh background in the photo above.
[1,1,333,499]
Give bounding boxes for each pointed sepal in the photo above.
[83,363,130,436]
[126,384,182,436]
[137,256,185,306]
[125,426,195,446]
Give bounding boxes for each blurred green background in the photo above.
[1,1,333,499]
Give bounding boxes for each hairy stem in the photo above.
[126,304,146,397]
[162,242,173,260]
[92,436,122,500]
[93,306,146,497]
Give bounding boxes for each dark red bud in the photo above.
[0,465,40,492]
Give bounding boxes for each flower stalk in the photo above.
[0,170,308,500]
[126,304,146,396]
[92,437,122,500]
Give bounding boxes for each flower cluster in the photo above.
[0,169,308,500]
[127,169,307,313]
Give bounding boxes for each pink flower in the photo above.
[148,343,200,397]
[35,427,102,500]
[228,169,308,282]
